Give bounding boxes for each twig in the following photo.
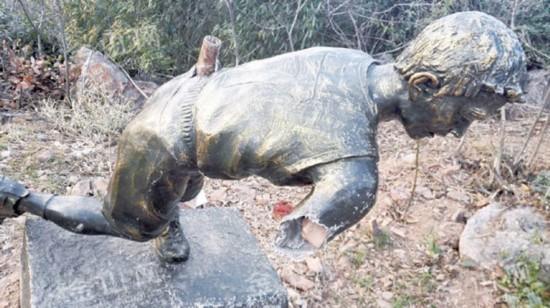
[493,107,506,176]
[402,141,420,220]
[512,87,550,167]
[54,0,71,104]
[454,131,468,156]
[347,7,362,50]
[287,0,308,51]
[527,114,549,168]
[223,0,240,65]
[16,0,43,56]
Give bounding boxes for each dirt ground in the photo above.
[0,106,548,307]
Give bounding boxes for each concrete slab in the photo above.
[21,208,287,308]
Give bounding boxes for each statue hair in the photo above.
[394,11,527,102]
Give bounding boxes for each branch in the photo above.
[493,107,507,176]
[401,141,420,221]
[527,114,550,168]
[16,0,44,56]
[347,6,362,50]
[223,0,240,65]
[54,0,71,104]
[513,86,550,167]
[287,0,308,52]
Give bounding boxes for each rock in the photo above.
[280,267,315,291]
[73,47,158,109]
[459,203,550,282]
[21,208,287,307]
[68,177,109,198]
[524,69,549,107]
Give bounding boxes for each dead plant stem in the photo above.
[527,114,550,168]
[513,86,550,167]
[403,141,420,219]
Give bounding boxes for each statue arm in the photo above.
[275,156,378,254]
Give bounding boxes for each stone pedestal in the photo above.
[21,208,287,308]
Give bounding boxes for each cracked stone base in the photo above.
[21,208,287,308]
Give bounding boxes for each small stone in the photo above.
[68,177,108,197]
[451,210,468,223]
[390,227,406,238]
[35,133,48,141]
[280,268,315,291]
[381,291,393,300]
[36,150,54,163]
[447,189,470,204]
[402,153,417,164]
[67,175,79,185]
[305,257,323,274]
[376,298,392,308]
[390,187,409,202]
[416,186,434,199]
[435,274,445,281]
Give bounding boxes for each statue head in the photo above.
[393,11,527,139]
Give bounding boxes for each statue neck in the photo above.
[367,63,409,121]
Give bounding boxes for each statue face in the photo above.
[399,92,508,139]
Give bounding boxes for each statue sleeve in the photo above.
[275,156,378,255]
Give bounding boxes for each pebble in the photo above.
[280,268,315,291]
[36,150,54,163]
[305,257,323,274]
[381,291,393,300]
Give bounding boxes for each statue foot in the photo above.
[153,219,190,263]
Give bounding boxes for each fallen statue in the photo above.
[0,12,527,263]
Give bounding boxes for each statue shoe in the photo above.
[0,175,29,223]
[152,219,190,263]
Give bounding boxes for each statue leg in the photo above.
[152,174,204,263]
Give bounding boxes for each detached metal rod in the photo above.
[196,36,222,77]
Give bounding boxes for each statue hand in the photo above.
[0,175,30,221]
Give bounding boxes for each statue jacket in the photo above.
[193,47,379,185]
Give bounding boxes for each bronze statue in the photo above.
[0,12,527,263]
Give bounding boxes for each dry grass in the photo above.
[39,82,136,145]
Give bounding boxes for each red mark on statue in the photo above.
[272,201,294,221]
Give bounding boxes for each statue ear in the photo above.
[408,72,440,102]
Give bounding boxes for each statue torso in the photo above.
[194,47,379,184]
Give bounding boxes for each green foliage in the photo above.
[3,0,549,76]
[346,249,367,268]
[373,228,393,249]
[424,233,441,259]
[499,256,550,307]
